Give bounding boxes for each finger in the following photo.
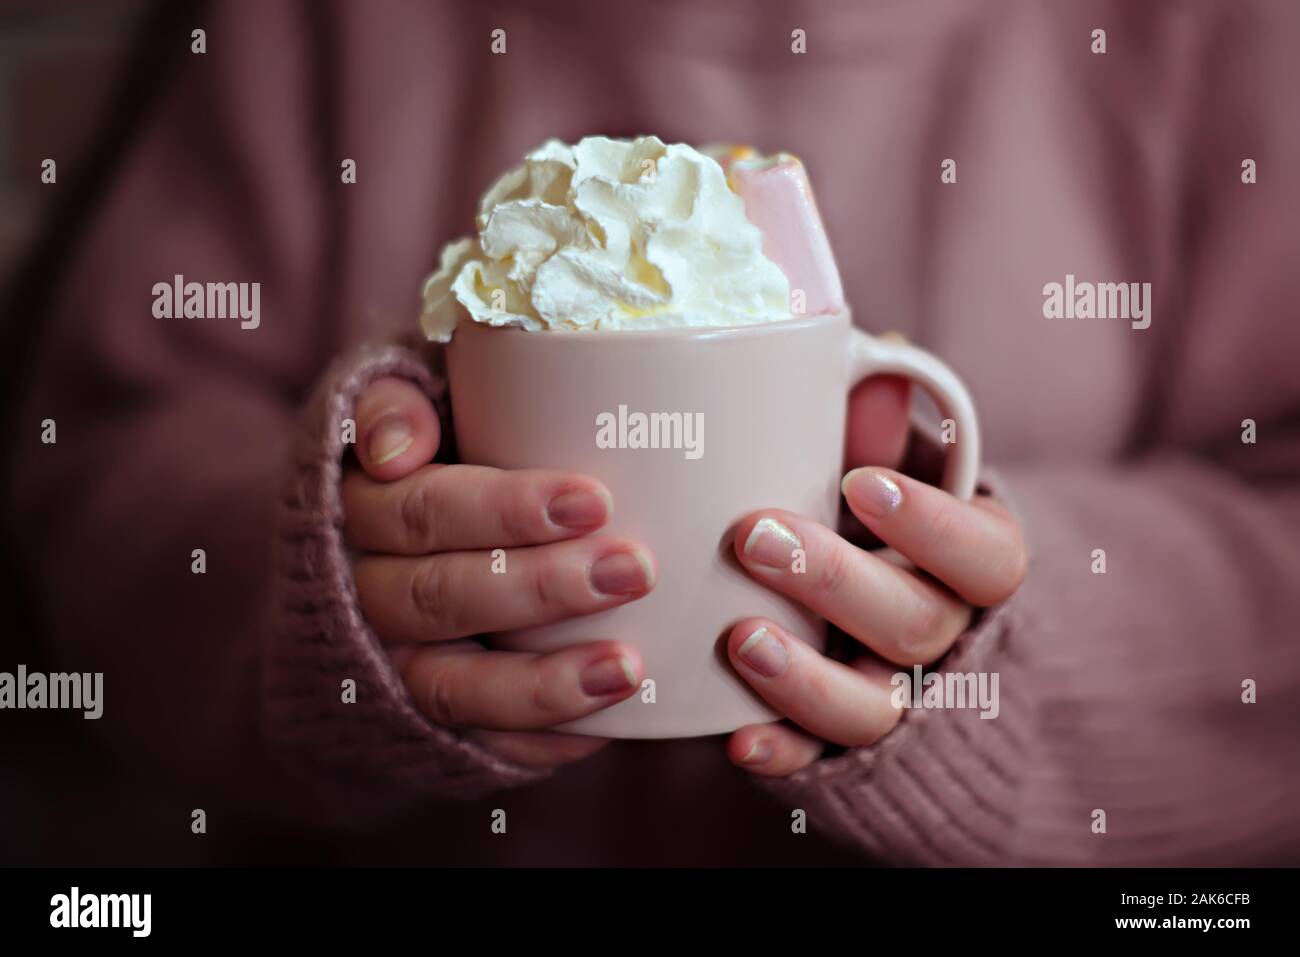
[841,467,1027,606]
[343,464,613,555]
[465,729,611,769]
[354,376,441,480]
[398,638,643,731]
[355,537,655,643]
[845,374,912,470]
[727,722,825,777]
[735,510,970,665]
[726,619,903,748]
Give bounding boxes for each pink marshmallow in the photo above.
[728,154,845,316]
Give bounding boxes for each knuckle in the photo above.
[897,594,950,662]
[922,499,962,552]
[1005,534,1030,592]
[528,562,557,614]
[497,484,542,544]
[879,697,906,734]
[801,666,831,704]
[814,542,853,598]
[528,559,581,619]
[423,671,464,727]
[409,561,459,639]
[840,704,898,749]
[527,666,565,722]
[976,529,1029,607]
[399,478,435,548]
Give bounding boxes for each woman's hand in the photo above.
[724,377,1027,775]
[343,377,656,769]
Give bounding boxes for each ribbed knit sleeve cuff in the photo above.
[262,340,549,817]
[755,467,1030,865]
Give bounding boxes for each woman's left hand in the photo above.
[724,382,1028,776]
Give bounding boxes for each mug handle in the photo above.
[849,329,981,500]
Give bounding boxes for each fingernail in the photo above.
[842,468,903,520]
[580,655,638,696]
[547,487,612,529]
[737,626,789,678]
[742,517,802,569]
[369,413,414,465]
[589,549,654,596]
[739,738,774,765]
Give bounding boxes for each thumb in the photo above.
[844,374,911,471]
[353,376,441,480]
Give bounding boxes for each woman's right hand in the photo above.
[342,376,655,769]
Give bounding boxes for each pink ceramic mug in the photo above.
[444,310,979,738]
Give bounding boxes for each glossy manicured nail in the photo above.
[842,468,903,520]
[739,738,774,765]
[742,517,802,569]
[368,414,413,465]
[580,655,638,696]
[547,488,612,529]
[737,626,789,678]
[589,549,654,596]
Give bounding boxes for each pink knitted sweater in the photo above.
[9,0,1299,864]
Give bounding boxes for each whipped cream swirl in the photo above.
[420,135,791,341]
